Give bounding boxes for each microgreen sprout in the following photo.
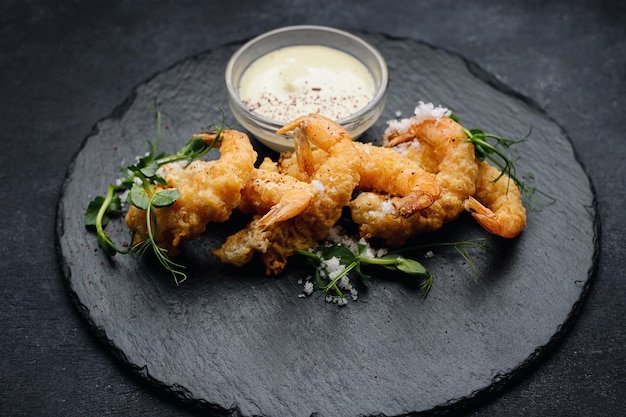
[298,243,432,299]
[449,112,559,211]
[298,237,491,302]
[395,238,492,282]
[449,113,535,201]
[84,102,224,284]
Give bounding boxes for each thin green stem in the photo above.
[95,184,115,240]
[323,261,359,297]
[94,184,129,255]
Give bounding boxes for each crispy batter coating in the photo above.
[123,109,527,275]
[125,130,257,254]
[464,160,526,238]
[350,116,479,246]
[215,115,361,274]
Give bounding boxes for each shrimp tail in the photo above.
[464,196,522,238]
[384,130,416,147]
[276,115,306,135]
[255,188,314,230]
[398,189,439,217]
[294,128,316,180]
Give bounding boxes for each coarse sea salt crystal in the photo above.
[298,226,391,305]
[384,101,451,136]
[364,200,393,220]
[412,101,451,123]
[119,189,130,204]
[338,275,351,290]
[380,199,395,215]
[311,179,325,192]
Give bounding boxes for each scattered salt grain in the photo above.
[156,160,187,178]
[324,256,344,280]
[424,250,434,259]
[380,199,395,216]
[412,101,451,123]
[311,179,325,192]
[338,275,351,290]
[325,295,348,306]
[299,226,392,306]
[119,189,130,205]
[384,100,452,138]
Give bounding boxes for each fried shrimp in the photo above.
[350,110,479,246]
[214,115,361,274]
[210,165,318,267]
[237,167,318,230]
[278,114,441,217]
[125,130,257,254]
[464,160,526,238]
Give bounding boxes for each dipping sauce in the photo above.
[239,45,375,122]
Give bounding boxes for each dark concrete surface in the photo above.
[1,1,624,416]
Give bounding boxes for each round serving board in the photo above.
[56,33,598,417]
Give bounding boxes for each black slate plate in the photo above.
[56,33,598,417]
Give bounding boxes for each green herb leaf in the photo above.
[85,195,122,227]
[355,263,371,281]
[128,183,150,210]
[396,257,428,275]
[140,161,159,178]
[152,188,180,208]
[317,245,356,265]
[85,196,107,227]
[298,239,435,301]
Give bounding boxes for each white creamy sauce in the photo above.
[239,45,375,121]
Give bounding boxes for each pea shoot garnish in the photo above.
[449,113,534,200]
[84,105,223,284]
[451,114,555,211]
[297,232,490,304]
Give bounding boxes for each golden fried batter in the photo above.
[125,130,257,254]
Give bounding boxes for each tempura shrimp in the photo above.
[125,130,257,254]
[237,163,318,230]
[350,111,479,246]
[211,164,318,267]
[464,160,526,238]
[278,114,441,217]
[214,115,361,274]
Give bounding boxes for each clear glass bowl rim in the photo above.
[224,24,389,129]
